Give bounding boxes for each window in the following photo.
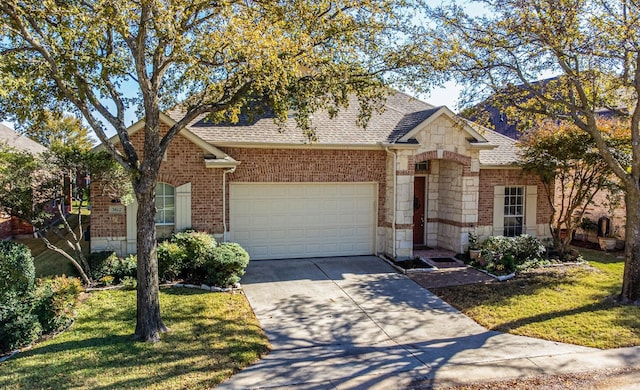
[415,161,429,172]
[155,183,175,238]
[503,187,524,237]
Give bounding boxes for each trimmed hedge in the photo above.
[157,231,250,287]
[157,241,186,280]
[172,231,216,270]
[204,243,250,287]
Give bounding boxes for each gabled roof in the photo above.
[118,90,520,167]
[94,113,239,167]
[478,128,521,166]
[0,123,47,154]
[395,106,492,146]
[169,92,441,147]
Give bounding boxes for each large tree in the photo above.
[418,0,640,303]
[0,1,420,341]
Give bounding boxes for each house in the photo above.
[0,123,48,239]
[90,92,551,260]
[464,90,628,244]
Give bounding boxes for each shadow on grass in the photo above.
[0,288,269,390]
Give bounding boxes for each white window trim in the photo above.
[493,185,537,237]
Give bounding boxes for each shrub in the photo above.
[481,235,545,264]
[33,276,83,334]
[120,276,137,290]
[118,255,137,279]
[204,242,250,287]
[0,241,35,294]
[475,235,546,275]
[0,241,41,353]
[88,251,119,281]
[89,252,137,283]
[172,231,216,270]
[157,241,186,281]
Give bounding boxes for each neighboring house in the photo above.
[0,123,48,239]
[90,92,551,260]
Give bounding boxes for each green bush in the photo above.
[89,251,137,283]
[0,293,41,353]
[118,255,137,279]
[33,276,83,334]
[0,241,35,294]
[157,241,186,281]
[204,242,250,287]
[475,235,546,275]
[88,251,119,281]
[120,276,137,290]
[482,235,545,264]
[172,231,216,270]
[0,241,41,353]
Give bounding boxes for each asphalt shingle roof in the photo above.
[166,91,519,166]
[0,123,47,154]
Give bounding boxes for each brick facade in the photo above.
[222,148,387,226]
[91,116,549,258]
[478,169,552,226]
[92,132,388,243]
[91,124,225,241]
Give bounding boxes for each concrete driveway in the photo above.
[218,256,638,389]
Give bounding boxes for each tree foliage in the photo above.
[519,119,625,256]
[0,144,129,285]
[417,0,640,303]
[0,0,422,341]
[25,112,94,151]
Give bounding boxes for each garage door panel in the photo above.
[230,183,376,260]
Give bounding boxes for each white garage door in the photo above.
[229,183,376,260]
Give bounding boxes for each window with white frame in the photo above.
[503,187,524,237]
[155,182,175,238]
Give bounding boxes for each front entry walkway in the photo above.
[218,256,637,389]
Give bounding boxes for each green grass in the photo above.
[431,248,640,349]
[15,213,89,278]
[0,288,270,389]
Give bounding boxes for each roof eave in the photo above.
[204,158,240,168]
[479,163,521,169]
[468,142,498,150]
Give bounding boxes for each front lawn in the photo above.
[430,248,640,349]
[0,288,269,389]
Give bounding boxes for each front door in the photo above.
[413,176,426,246]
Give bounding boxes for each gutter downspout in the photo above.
[384,146,397,259]
[222,166,236,242]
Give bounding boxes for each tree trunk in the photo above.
[620,189,640,304]
[133,174,168,342]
